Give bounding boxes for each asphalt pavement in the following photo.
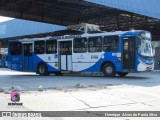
[0,68,159,91]
[0,68,160,120]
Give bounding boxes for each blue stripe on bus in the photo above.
[32,54,59,72]
[81,52,122,72]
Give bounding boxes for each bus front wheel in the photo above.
[102,63,116,77]
[38,63,49,76]
[117,72,128,77]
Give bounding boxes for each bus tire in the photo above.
[38,63,49,76]
[54,72,63,76]
[117,72,128,77]
[102,63,116,77]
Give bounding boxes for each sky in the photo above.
[0,16,14,23]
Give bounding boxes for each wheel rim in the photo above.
[39,66,45,74]
[106,66,113,74]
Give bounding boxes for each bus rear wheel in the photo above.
[117,72,128,77]
[38,63,49,76]
[102,63,116,77]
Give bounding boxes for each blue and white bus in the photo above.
[8,24,155,77]
[0,48,8,67]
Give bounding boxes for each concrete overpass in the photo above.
[0,0,134,25]
[0,0,160,40]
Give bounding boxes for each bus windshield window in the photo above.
[10,42,22,55]
[74,38,87,53]
[103,36,119,52]
[138,38,154,57]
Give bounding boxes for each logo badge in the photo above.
[11,91,20,102]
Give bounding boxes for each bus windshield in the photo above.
[138,38,154,58]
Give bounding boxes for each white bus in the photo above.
[8,24,155,77]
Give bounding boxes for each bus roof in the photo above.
[10,30,147,42]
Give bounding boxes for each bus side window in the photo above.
[10,42,22,55]
[46,40,57,54]
[88,37,102,52]
[34,41,45,54]
[74,38,87,53]
[103,36,119,52]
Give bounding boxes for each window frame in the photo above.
[46,39,57,54]
[10,42,22,55]
[103,36,119,52]
[34,40,45,54]
[73,37,88,53]
[88,36,102,53]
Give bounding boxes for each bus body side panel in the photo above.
[104,52,122,72]
[32,54,59,72]
[80,52,122,72]
[8,55,23,71]
[72,52,122,72]
[72,52,100,72]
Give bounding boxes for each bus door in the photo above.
[122,37,136,70]
[22,43,33,71]
[59,41,72,71]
